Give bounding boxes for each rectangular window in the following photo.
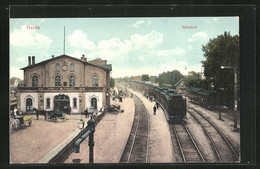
[46,98,50,109]
[73,98,77,108]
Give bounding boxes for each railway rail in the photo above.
[120,94,149,163]
[188,101,240,125]
[187,106,239,162]
[171,122,205,163]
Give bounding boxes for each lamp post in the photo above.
[74,116,95,163]
[221,65,238,132]
[78,116,85,132]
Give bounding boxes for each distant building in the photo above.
[13,79,19,87]
[174,78,187,94]
[130,76,142,81]
[17,54,112,113]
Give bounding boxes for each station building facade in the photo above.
[17,54,112,114]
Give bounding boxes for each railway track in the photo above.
[170,122,205,163]
[187,106,239,162]
[120,94,149,163]
[188,101,240,125]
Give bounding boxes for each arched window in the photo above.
[70,63,74,72]
[91,97,97,110]
[55,76,61,87]
[69,76,75,87]
[55,63,60,72]
[92,75,98,87]
[46,98,50,109]
[26,98,33,111]
[32,75,38,87]
[73,98,77,108]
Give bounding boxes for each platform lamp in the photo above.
[78,116,85,131]
[220,63,238,132]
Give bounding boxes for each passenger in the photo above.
[10,110,14,118]
[153,105,156,115]
[85,107,89,118]
[156,102,159,109]
[68,105,71,115]
[14,107,17,117]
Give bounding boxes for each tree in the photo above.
[110,77,115,88]
[201,31,239,108]
[142,74,149,81]
[149,76,158,83]
[158,70,184,87]
[10,77,24,86]
[183,71,201,87]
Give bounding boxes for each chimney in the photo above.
[81,54,86,62]
[52,55,54,59]
[28,56,31,65]
[32,56,35,65]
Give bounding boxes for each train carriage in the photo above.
[188,87,219,109]
[128,81,186,121]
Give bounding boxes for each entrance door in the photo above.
[91,97,97,111]
[54,94,70,112]
[26,98,33,112]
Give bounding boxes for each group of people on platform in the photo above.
[10,107,23,118]
[63,105,71,115]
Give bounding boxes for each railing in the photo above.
[48,112,106,164]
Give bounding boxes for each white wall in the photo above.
[20,93,38,112]
[44,92,79,113]
[20,92,103,113]
[85,92,103,111]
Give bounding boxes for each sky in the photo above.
[10,17,239,79]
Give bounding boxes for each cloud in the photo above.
[130,30,163,50]
[10,25,53,76]
[188,32,208,42]
[68,30,96,51]
[146,21,152,26]
[67,30,164,65]
[10,25,52,48]
[155,47,184,57]
[158,61,201,76]
[96,38,132,61]
[129,20,152,28]
[130,20,144,28]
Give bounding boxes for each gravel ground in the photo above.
[10,114,84,164]
[64,97,135,163]
[185,113,219,162]
[129,88,175,163]
[188,102,241,161]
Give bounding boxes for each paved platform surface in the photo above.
[129,88,175,163]
[65,88,175,163]
[64,97,135,163]
[10,114,85,164]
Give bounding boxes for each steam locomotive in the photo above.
[128,81,186,121]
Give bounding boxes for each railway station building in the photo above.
[16,54,112,114]
[174,78,187,95]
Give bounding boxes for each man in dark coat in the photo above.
[153,105,156,115]
[68,106,71,115]
[85,108,89,118]
[156,102,159,109]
